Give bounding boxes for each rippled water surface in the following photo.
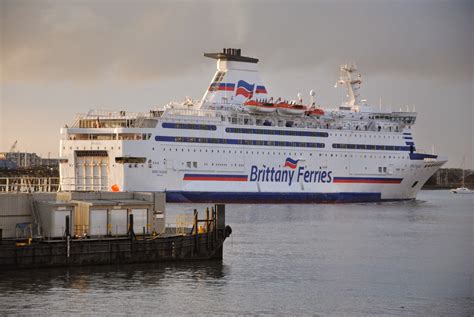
[0,190,472,316]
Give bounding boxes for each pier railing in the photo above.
[0,177,60,193]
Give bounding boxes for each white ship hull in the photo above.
[59,121,445,203]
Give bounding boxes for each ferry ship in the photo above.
[59,48,447,203]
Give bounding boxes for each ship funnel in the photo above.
[201,49,269,107]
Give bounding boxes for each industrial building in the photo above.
[0,192,165,240]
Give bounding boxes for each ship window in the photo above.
[115,157,146,164]
[162,122,217,131]
[225,127,328,138]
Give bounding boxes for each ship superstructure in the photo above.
[59,48,446,202]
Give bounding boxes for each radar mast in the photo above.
[335,64,362,108]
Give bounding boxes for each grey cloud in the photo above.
[2,0,472,83]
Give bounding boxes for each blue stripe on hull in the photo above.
[165,191,383,203]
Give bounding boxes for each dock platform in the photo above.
[0,192,231,269]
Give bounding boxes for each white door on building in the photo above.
[130,209,148,235]
[109,209,128,235]
[51,210,71,238]
[89,209,108,236]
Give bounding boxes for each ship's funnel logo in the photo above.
[255,85,267,94]
[284,157,299,169]
[209,82,235,92]
[236,80,255,98]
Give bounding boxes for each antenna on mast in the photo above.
[309,90,316,108]
[297,92,302,104]
[336,64,362,108]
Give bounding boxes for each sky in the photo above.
[1,0,473,168]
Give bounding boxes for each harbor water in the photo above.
[0,190,472,315]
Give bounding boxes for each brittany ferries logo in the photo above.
[235,80,255,98]
[208,80,267,97]
[250,158,333,186]
[284,157,299,169]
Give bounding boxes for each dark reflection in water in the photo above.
[0,191,472,315]
[0,261,227,294]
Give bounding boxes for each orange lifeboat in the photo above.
[306,108,325,117]
[275,102,307,116]
[244,99,276,114]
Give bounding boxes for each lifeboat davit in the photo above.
[306,108,325,117]
[244,100,276,114]
[276,102,307,116]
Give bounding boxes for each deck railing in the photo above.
[0,177,60,193]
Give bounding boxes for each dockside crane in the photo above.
[10,140,18,152]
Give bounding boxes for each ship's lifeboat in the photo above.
[276,102,307,116]
[306,108,325,117]
[244,100,277,114]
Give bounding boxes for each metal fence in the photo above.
[0,177,60,193]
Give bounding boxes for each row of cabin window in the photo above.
[162,123,217,131]
[225,127,328,137]
[332,143,413,151]
[161,122,409,139]
[155,136,325,148]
